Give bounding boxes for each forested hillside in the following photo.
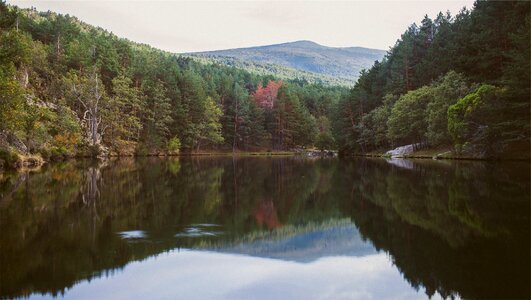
[0,0,529,167]
[0,2,344,166]
[189,40,386,84]
[186,54,357,87]
[333,1,530,158]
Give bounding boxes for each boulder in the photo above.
[0,131,28,154]
[385,143,419,158]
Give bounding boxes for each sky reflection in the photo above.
[30,250,444,300]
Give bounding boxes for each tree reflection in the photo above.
[337,159,530,299]
[0,157,529,299]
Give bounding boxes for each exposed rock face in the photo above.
[0,131,28,154]
[385,143,419,158]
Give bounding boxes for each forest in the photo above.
[333,1,530,158]
[0,0,529,168]
[0,1,344,164]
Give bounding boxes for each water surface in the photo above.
[0,157,529,299]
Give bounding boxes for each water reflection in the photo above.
[0,157,529,299]
[29,251,429,300]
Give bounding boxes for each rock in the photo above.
[304,149,338,157]
[385,143,420,158]
[0,131,28,155]
[433,151,453,160]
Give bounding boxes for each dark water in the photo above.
[0,157,529,299]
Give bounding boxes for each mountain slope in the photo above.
[189,40,386,83]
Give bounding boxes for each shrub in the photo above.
[167,137,181,155]
[448,85,507,157]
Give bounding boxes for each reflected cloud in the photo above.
[175,226,223,238]
[117,230,147,240]
[39,250,443,300]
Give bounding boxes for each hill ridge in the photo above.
[188,40,386,84]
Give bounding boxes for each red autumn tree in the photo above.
[253,80,283,109]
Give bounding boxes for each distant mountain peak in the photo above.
[189,41,386,83]
[284,40,321,46]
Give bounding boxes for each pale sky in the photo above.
[8,0,474,53]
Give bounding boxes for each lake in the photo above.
[0,157,529,299]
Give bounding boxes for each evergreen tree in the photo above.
[140,79,173,152]
[105,75,143,154]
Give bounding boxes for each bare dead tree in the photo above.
[72,71,105,146]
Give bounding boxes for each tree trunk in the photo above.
[233,99,239,153]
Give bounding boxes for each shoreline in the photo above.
[350,153,531,161]
[2,150,530,173]
[346,152,531,161]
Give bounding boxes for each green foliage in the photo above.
[448,84,509,157]
[315,116,335,150]
[3,1,528,158]
[140,79,173,152]
[167,136,181,154]
[0,75,24,132]
[360,94,396,150]
[271,85,317,149]
[334,1,530,156]
[50,104,82,156]
[0,3,346,158]
[315,132,335,151]
[425,72,471,146]
[0,29,30,132]
[387,86,432,144]
[197,96,224,149]
[0,148,20,168]
[105,75,142,154]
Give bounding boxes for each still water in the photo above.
[0,157,529,299]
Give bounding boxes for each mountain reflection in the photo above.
[0,157,529,299]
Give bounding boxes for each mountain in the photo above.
[188,40,386,85]
[208,220,377,263]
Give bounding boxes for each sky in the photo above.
[8,0,475,53]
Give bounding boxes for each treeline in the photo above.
[0,3,343,161]
[333,1,530,158]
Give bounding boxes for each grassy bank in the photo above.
[0,149,45,170]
